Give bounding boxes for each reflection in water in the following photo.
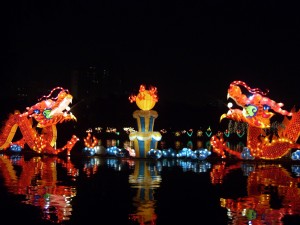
[1,153,300,225]
[0,154,78,223]
[176,159,211,172]
[82,156,101,177]
[211,162,300,224]
[128,160,161,225]
[291,165,300,177]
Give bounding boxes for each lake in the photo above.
[1,143,300,225]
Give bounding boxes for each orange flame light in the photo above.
[129,85,158,110]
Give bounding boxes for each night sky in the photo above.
[3,0,300,130]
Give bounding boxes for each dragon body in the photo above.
[211,81,300,160]
[0,87,79,155]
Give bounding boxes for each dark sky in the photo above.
[3,0,300,129]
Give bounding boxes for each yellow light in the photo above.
[136,90,157,110]
[129,85,158,111]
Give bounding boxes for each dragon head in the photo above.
[23,87,77,128]
[221,81,292,129]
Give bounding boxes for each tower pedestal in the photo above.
[129,110,162,158]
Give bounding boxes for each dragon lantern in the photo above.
[0,87,79,155]
[211,80,300,160]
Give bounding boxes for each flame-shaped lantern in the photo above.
[129,85,158,110]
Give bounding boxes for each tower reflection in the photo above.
[128,160,161,225]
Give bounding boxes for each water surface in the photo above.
[0,153,300,225]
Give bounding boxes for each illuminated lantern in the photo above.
[129,84,158,110]
[129,85,162,158]
[0,87,78,155]
[136,90,156,110]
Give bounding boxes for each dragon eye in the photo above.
[263,104,270,110]
[33,109,40,114]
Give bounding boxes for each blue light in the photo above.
[147,149,162,159]
[291,149,300,160]
[241,147,255,160]
[9,144,22,152]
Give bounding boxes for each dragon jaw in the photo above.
[49,94,73,118]
[220,109,246,123]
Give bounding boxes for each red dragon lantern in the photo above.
[211,80,300,160]
[0,87,79,155]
